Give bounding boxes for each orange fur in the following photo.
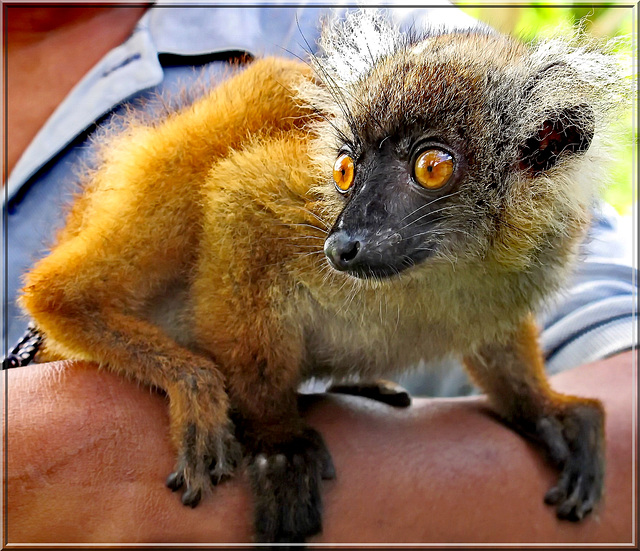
[20,57,318,500]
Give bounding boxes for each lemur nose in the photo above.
[324,231,362,271]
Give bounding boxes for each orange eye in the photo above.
[414,149,454,190]
[333,154,355,193]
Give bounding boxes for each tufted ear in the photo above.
[519,104,595,174]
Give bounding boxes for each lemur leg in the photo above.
[230,378,335,544]
[198,314,335,542]
[463,314,604,521]
[21,251,240,508]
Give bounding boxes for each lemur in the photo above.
[20,10,628,543]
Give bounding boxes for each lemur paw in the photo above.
[536,403,605,521]
[166,424,241,508]
[248,427,335,543]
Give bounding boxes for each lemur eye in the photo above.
[414,149,454,190]
[333,154,355,193]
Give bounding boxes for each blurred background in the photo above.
[455,2,636,217]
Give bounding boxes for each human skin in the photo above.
[3,350,635,544]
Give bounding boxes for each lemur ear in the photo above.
[519,104,595,174]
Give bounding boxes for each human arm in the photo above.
[4,350,634,544]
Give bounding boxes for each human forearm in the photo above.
[5,351,634,543]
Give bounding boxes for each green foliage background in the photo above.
[455,3,636,215]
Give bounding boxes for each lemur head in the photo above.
[300,10,627,279]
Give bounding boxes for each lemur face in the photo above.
[321,30,595,279]
[324,134,465,278]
